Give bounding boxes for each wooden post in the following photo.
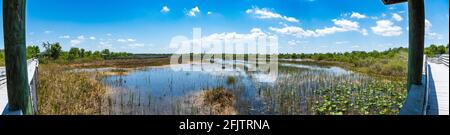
[407,0,425,90]
[382,0,425,91]
[3,0,32,115]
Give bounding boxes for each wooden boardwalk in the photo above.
[426,62,449,115]
[0,59,39,114]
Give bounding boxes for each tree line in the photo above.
[23,42,132,62]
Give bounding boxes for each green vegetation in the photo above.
[424,44,449,57]
[313,81,406,115]
[37,63,106,114]
[278,44,448,78]
[0,42,133,66]
[280,47,409,77]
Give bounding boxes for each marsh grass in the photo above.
[37,64,106,114]
[202,87,237,115]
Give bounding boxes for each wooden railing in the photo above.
[439,54,449,66]
[400,55,429,115]
[0,59,39,115]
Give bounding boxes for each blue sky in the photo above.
[0,0,448,54]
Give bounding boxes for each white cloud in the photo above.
[207,11,213,15]
[106,33,112,36]
[392,13,403,21]
[69,35,89,46]
[117,38,136,42]
[426,32,443,40]
[350,12,367,19]
[424,19,443,40]
[361,29,369,36]
[117,39,127,42]
[59,35,70,39]
[176,28,276,54]
[89,36,96,40]
[371,20,402,36]
[77,35,86,40]
[246,7,299,23]
[269,19,363,38]
[70,40,82,46]
[99,41,112,48]
[161,6,170,13]
[187,6,200,17]
[425,19,432,31]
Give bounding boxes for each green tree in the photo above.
[43,42,62,60]
[68,47,81,60]
[101,49,110,59]
[26,45,40,59]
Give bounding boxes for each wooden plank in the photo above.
[427,62,449,115]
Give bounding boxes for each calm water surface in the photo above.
[100,60,374,115]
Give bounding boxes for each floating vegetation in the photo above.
[312,81,406,115]
[226,76,236,85]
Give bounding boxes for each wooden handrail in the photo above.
[0,59,39,115]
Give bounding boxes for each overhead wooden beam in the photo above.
[382,0,408,5]
[3,0,32,115]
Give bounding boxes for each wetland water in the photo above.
[99,59,404,115]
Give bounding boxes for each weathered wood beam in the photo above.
[407,0,425,90]
[3,0,32,115]
[382,0,408,5]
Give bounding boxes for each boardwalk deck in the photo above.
[427,62,449,115]
[0,59,39,114]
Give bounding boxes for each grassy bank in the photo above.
[37,64,106,115]
[36,58,171,114]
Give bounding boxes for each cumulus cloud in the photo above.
[161,6,170,13]
[392,13,403,21]
[172,28,277,54]
[246,7,299,23]
[371,20,402,36]
[187,6,200,16]
[89,36,96,40]
[69,35,89,46]
[425,19,443,39]
[77,35,86,40]
[269,19,365,38]
[70,39,82,46]
[350,12,367,19]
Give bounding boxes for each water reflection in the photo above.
[100,60,373,115]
